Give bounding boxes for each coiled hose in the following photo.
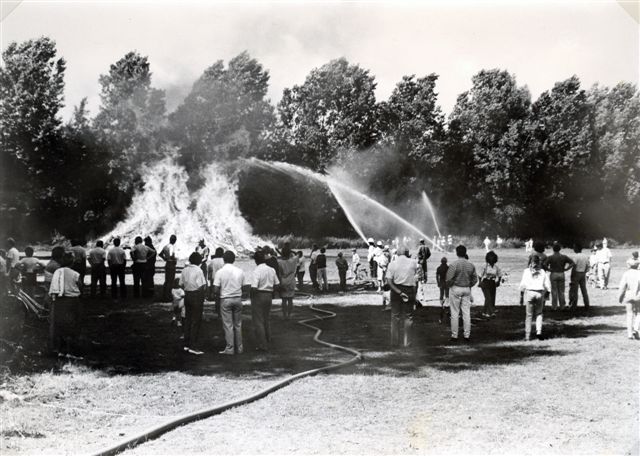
[90,303,363,456]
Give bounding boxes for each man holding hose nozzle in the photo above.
[387,248,419,348]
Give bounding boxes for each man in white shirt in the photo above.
[5,238,20,273]
[88,240,107,297]
[213,250,248,355]
[519,255,551,341]
[618,257,640,340]
[179,252,207,355]
[597,238,613,289]
[386,249,419,348]
[251,250,280,351]
[48,252,82,355]
[159,234,178,302]
[107,238,127,300]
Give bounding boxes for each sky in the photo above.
[1,0,638,120]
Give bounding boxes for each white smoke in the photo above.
[102,157,260,258]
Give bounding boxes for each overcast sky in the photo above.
[2,0,638,120]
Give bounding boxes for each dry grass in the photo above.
[1,248,638,455]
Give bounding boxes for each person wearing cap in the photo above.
[445,245,478,342]
[618,253,640,340]
[367,238,377,289]
[179,252,207,355]
[596,238,613,289]
[375,245,390,292]
[386,248,419,347]
[569,243,590,310]
[251,250,279,350]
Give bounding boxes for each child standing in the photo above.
[171,278,185,328]
[381,282,391,311]
[436,257,449,323]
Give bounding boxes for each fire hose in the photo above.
[90,303,363,456]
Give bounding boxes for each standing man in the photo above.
[335,252,349,292]
[48,253,82,355]
[496,236,504,249]
[159,234,178,302]
[196,239,210,278]
[251,250,279,350]
[619,255,640,340]
[213,250,248,355]
[386,248,419,348]
[367,238,377,289]
[445,245,478,342]
[569,243,590,310]
[309,244,319,290]
[597,238,613,289]
[88,240,107,297]
[130,236,148,298]
[417,239,431,283]
[69,239,87,288]
[107,238,127,300]
[483,237,491,252]
[180,252,207,355]
[5,238,20,272]
[316,247,328,292]
[544,243,575,310]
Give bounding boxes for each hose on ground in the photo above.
[89,303,363,456]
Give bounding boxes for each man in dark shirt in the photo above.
[316,248,328,291]
[436,257,449,323]
[417,239,431,283]
[543,243,575,310]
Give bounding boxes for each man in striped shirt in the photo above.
[445,245,478,342]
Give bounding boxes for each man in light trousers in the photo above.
[445,245,478,342]
[213,250,247,355]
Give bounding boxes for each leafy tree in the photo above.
[588,82,640,240]
[448,69,531,234]
[527,76,595,237]
[0,37,66,237]
[94,51,166,170]
[169,52,275,175]
[276,58,379,171]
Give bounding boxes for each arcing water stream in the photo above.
[246,158,438,248]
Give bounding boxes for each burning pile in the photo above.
[102,158,260,258]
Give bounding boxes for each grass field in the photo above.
[0,248,638,455]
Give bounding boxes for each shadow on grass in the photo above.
[0,286,628,378]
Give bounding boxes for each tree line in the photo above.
[1,37,638,243]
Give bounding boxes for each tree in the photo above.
[448,69,531,234]
[94,51,166,170]
[588,82,640,240]
[0,37,66,237]
[169,51,275,175]
[527,76,595,237]
[276,58,379,171]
